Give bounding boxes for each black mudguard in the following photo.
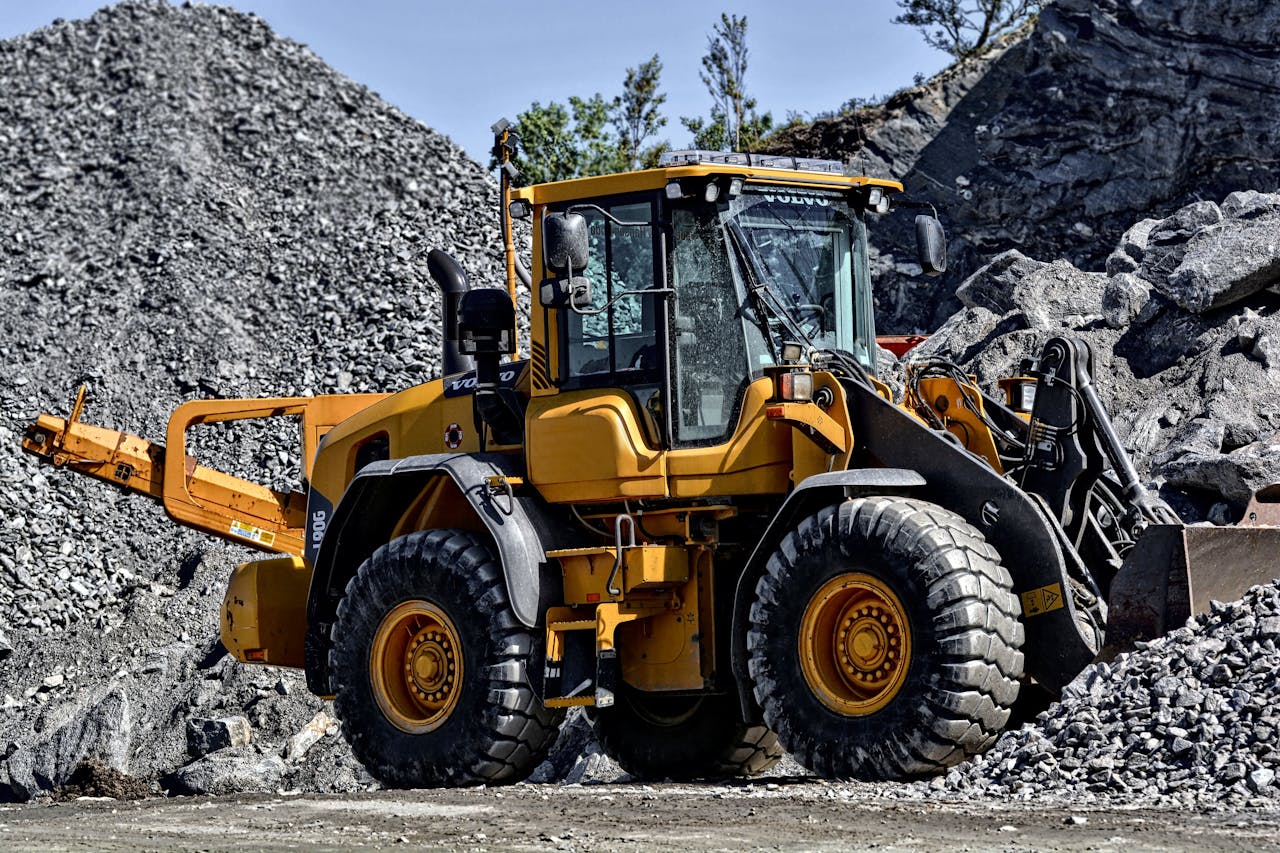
[303,452,571,695]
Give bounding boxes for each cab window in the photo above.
[560,198,661,387]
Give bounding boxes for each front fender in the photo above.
[728,467,927,720]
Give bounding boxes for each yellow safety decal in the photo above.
[229,519,277,548]
[1020,583,1065,617]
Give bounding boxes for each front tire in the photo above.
[591,687,781,781]
[329,529,563,787]
[748,497,1024,779]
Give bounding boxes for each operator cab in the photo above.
[520,151,932,502]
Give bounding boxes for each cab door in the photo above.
[662,202,792,498]
[526,194,670,504]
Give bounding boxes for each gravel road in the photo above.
[3,782,1279,852]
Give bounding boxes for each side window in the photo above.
[563,200,658,382]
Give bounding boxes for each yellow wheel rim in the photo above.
[370,600,464,734]
[799,572,912,715]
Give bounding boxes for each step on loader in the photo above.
[22,122,1280,785]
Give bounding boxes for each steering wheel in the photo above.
[629,343,659,370]
[794,302,828,337]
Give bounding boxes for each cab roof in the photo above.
[511,163,903,207]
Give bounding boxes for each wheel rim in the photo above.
[798,572,912,715]
[370,600,464,734]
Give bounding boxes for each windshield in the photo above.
[667,186,873,444]
[730,189,872,364]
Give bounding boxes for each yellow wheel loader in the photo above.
[22,122,1280,785]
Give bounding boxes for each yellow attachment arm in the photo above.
[21,388,384,556]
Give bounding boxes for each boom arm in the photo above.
[21,387,385,556]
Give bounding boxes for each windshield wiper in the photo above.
[724,219,782,364]
[725,218,874,389]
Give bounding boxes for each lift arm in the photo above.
[20,387,385,556]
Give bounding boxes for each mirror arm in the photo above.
[564,203,655,229]
[888,198,940,218]
[568,287,674,317]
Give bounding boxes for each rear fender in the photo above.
[303,452,570,695]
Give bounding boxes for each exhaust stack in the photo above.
[427,249,475,377]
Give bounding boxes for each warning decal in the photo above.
[444,422,464,449]
[229,519,277,548]
[1020,582,1064,617]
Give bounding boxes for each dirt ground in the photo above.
[2,780,1278,852]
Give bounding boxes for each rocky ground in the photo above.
[3,0,1280,832]
[5,785,1280,852]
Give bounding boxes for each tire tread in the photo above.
[329,529,562,787]
[747,497,1025,780]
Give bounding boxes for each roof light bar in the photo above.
[659,150,844,175]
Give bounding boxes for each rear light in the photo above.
[778,371,814,402]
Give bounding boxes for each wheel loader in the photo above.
[21,121,1280,785]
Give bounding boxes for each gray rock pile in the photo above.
[938,582,1280,806]
[906,190,1280,521]
[0,0,515,799]
[0,0,507,637]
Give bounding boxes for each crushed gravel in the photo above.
[2,0,1279,806]
[934,582,1280,807]
[0,0,509,798]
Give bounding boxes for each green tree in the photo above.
[613,54,668,170]
[505,101,575,186]
[639,141,671,170]
[569,94,625,178]
[892,0,1040,59]
[682,13,773,152]
[681,109,728,152]
[503,96,627,186]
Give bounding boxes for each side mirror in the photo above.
[539,276,593,310]
[543,212,590,275]
[915,214,947,276]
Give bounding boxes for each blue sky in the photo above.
[2,1,950,165]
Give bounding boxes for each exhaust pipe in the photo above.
[427,249,475,377]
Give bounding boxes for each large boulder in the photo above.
[186,715,252,758]
[956,250,1105,329]
[1,686,131,801]
[1101,272,1151,329]
[1155,210,1280,313]
[1159,435,1280,507]
[167,748,286,796]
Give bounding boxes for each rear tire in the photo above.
[592,687,781,780]
[329,529,563,787]
[748,497,1024,779]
